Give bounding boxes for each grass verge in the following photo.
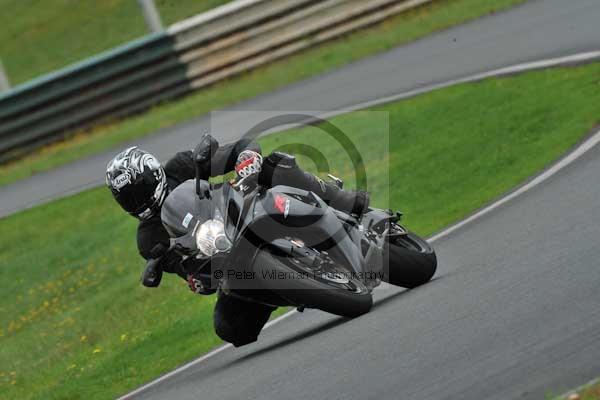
[0,0,231,85]
[554,379,600,400]
[1,62,598,399]
[0,0,527,188]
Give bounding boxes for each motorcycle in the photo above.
[142,170,437,318]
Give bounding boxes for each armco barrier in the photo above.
[0,33,188,161]
[0,0,433,162]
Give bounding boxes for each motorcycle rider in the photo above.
[105,134,369,346]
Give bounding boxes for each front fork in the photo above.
[357,207,406,288]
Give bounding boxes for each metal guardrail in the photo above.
[0,0,433,162]
[0,33,183,160]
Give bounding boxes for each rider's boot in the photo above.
[260,152,370,217]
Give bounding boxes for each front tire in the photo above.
[383,228,437,288]
[252,249,373,318]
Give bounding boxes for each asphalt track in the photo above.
[109,0,600,398]
[1,0,599,217]
[124,124,600,400]
[4,0,600,398]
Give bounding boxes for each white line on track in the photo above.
[117,310,298,400]
[428,126,600,243]
[117,50,600,399]
[337,50,600,114]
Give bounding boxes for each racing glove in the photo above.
[187,272,216,295]
[235,150,263,179]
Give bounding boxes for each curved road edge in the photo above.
[1,50,599,220]
[115,50,600,396]
[119,121,600,399]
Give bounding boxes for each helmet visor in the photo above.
[113,179,157,216]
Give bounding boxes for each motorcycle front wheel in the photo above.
[252,249,373,318]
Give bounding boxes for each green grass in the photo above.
[261,62,600,234]
[0,0,527,188]
[2,62,599,399]
[553,379,600,400]
[0,0,231,85]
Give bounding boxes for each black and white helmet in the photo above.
[106,147,167,220]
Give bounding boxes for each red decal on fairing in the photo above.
[274,194,290,217]
[274,195,286,213]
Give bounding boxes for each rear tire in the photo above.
[383,230,437,288]
[253,250,373,318]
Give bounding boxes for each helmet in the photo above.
[106,147,167,220]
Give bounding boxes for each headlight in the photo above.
[195,218,232,257]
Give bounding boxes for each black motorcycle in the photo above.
[142,171,436,318]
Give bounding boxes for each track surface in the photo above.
[129,133,600,399]
[5,0,600,398]
[1,0,599,217]
[117,0,600,398]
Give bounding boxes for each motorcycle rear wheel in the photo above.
[253,249,373,318]
[383,227,437,288]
